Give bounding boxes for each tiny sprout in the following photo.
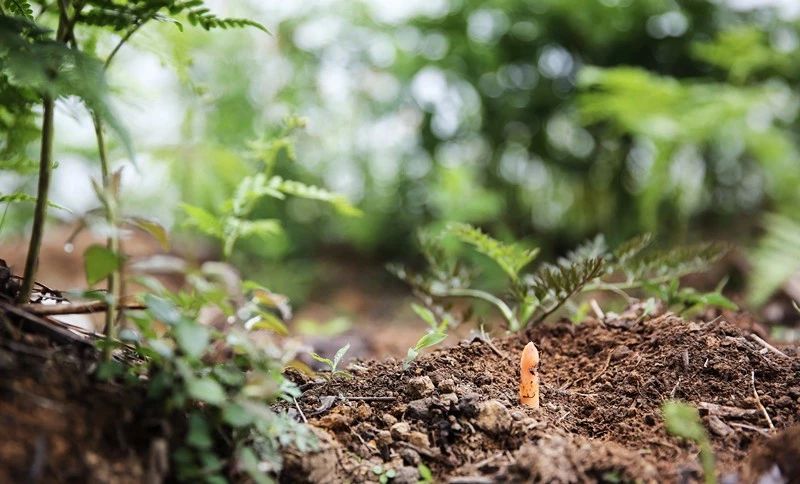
[519,342,540,409]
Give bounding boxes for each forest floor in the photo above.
[2,229,799,482]
[1,302,799,483]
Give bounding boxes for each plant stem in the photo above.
[17,96,55,303]
[433,287,520,331]
[92,112,121,360]
[17,0,74,303]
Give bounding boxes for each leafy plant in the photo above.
[309,343,351,379]
[662,401,717,484]
[645,278,737,316]
[403,304,448,369]
[182,117,361,257]
[104,273,317,483]
[393,224,730,337]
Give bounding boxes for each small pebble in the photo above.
[407,376,435,398]
[408,431,430,448]
[438,378,456,393]
[381,413,398,426]
[390,422,411,440]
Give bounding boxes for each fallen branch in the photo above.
[21,301,146,316]
[0,300,92,346]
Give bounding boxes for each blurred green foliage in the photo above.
[4,0,800,304]
[154,1,799,261]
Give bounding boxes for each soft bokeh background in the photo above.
[2,0,800,335]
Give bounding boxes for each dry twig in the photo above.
[749,334,790,359]
[750,370,775,431]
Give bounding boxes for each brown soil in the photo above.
[282,307,800,483]
[1,304,799,483]
[0,333,154,483]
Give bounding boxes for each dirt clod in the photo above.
[475,400,512,435]
[406,375,435,398]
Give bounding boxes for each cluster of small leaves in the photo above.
[183,120,360,257]
[402,304,449,368]
[309,343,351,379]
[397,223,732,345]
[96,271,315,483]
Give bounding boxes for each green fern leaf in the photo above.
[445,222,538,281]
[527,257,605,306]
[748,214,800,306]
[3,0,34,19]
[627,242,728,281]
[612,233,653,264]
[272,177,362,217]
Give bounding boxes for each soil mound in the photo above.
[284,310,800,483]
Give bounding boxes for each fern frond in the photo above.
[527,257,605,318]
[445,222,538,281]
[748,214,800,306]
[184,6,269,33]
[272,177,362,216]
[560,234,608,265]
[612,233,653,264]
[3,0,34,19]
[627,242,728,281]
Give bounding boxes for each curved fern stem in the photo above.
[432,287,521,331]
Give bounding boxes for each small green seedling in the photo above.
[309,343,351,379]
[371,465,397,484]
[403,304,448,369]
[662,400,717,484]
[417,463,434,483]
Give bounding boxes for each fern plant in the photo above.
[182,117,361,257]
[392,223,731,337]
[747,214,800,307]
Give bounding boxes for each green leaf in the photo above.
[186,377,227,406]
[245,313,289,336]
[411,304,438,329]
[83,244,122,286]
[144,294,183,326]
[308,352,333,369]
[187,412,213,449]
[413,331,447,351]
[697,292,738,311]
[238,446,271,484]
[662,401,706,442]
[0,192,71,211]
[127,216,170,250]
[418,463,433,482]
[332,343,350,373]
[222,402,253,427]
[181,204,223,238]
[445,222,538,281]
[404,330,448,367]
[174,321,209,359]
